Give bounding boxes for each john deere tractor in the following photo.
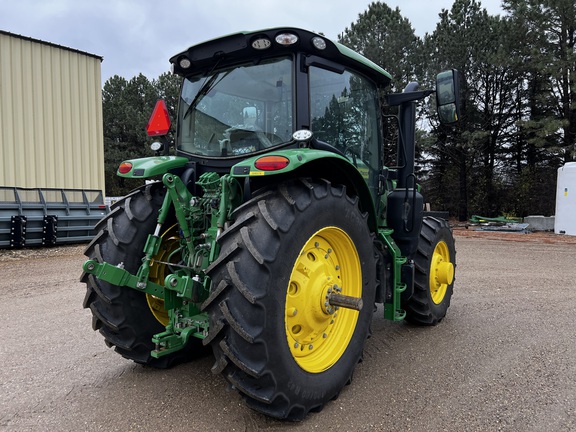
[81,28,460,420]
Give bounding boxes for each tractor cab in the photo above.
[169,29,391,190]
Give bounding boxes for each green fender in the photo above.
[229,148,345,176]
[117,156,189,178]
[230,148,378,230]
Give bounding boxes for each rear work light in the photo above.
[252,37,272,50]
[118,162,133,174]
[146,100,171,137]
[254,156,290,171]
[178,56,192,69]
[311,36,327,50]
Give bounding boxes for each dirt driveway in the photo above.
[1,230,575,431]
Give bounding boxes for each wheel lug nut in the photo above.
[309,345,313,350]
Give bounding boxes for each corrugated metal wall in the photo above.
[0,31,104,192]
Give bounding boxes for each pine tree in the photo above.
[502,0,574,215]
[421,0,516,219]
[339,1,421,92]
[102,73,181,196]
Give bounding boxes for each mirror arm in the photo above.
[386,89,434,106]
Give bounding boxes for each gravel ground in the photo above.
[1,231,575,431]
[0,244,86,262]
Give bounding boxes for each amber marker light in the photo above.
[254,156,290,171]
[118,162,133,174]
[275,33,298,46]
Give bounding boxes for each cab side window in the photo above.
[309,66,381,173]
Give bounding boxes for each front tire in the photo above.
[203,178,376,420]
[403,217,456,325]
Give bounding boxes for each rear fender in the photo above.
[117,156,189,179]
[229,149,346,177]
[231,149,377,230]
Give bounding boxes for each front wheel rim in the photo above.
[429,240,454,304]
[285,226,362,373]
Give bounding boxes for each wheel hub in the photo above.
[285,227,361,373]
[429,240,454,304]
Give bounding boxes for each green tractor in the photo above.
[81,28,460,420]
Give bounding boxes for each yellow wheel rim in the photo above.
[147,224,181,326]
[429,240,454,304]
[285,227,362,373]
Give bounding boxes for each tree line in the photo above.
[342,0,574,220]
[102,72,180,196]
[102,0,575,220]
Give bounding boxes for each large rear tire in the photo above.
[203,178,377,420]
[403,217,456,325]
[81,183,203,367]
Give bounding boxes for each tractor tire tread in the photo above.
[81,183,202,368]
[205,178,376,420]
[403,217,456,325]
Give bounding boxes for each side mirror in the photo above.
[436,69,461,125]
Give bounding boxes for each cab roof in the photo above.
[170,27,392,87]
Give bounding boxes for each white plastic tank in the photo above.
[555,162,576,235]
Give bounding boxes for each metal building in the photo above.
[0,30,107,248]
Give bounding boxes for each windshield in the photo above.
[177,57,293,157]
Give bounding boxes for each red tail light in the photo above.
[146,100,171,136]
[118,162,133,174]
[254,156,290,171]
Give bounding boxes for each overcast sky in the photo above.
[1,0,504,83]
